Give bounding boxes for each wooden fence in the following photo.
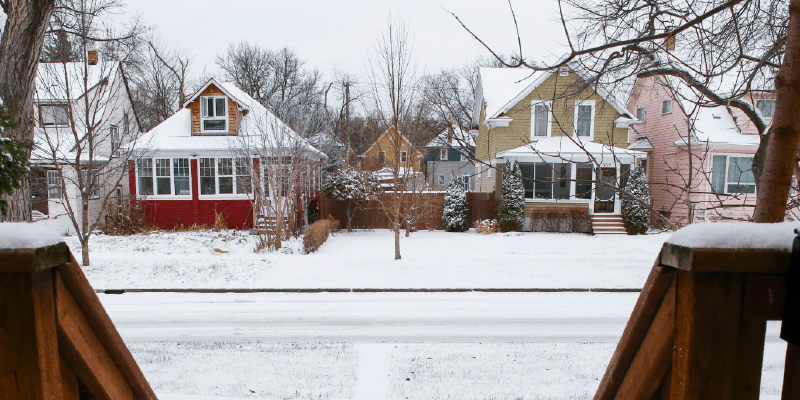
[319,191,499,230]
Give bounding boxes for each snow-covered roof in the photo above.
[36,61,117,102]
[474,65,633,127]
[0,223,64,249]
[496,137,646,164]
[628,137,654,151]
[426,125,475,148]
[688,105,759,147]
[137,80,324,159]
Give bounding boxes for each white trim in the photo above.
[530,100,553,139]
[662,99,673,114]
[573,100,596,141]
[136,157,193,197]
[200,96,229,133]
[440,149,447,160]
[198,156,253,196]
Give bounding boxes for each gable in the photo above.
[186,83,241,135]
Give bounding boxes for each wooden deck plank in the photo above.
[742,274,786,321]
[782,343,800,400]
[732,319,768,400]
[0,242,70,272]
[660,244,790,273]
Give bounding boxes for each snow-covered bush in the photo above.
[473,219,499,234]
[621,166,651,234]
[442,174,469,232]
[323,167,379,231]
[497,161,525,232]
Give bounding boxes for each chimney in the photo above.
[87,50,98,65]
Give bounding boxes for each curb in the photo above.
[95,288,642,294]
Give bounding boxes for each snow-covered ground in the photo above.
[68,229,670,289]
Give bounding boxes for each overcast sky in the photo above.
[130,0,567,84]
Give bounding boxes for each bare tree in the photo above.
[0,0,57,222]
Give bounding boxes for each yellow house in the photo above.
[472,66,645,231]
[360,127,423,172]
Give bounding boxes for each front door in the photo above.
[594,168,616,213]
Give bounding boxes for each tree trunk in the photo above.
[394,227,401,260]
[0,0,57,222]
[754,0,800,224]
[346,200,353,232]
[80,237,90,266]
[81,196,91,266]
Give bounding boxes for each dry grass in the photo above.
[212,210,228,232]
[473,219,499,234]
[303,217,339,254]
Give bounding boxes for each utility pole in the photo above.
[344,82,351,162]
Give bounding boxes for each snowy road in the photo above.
[101,292,783,343]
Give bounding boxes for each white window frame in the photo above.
[636,106,646,122]
[756,99,775,119]
[136,157,193,199]
[460,152,467,162]
[47,170,62,199]
[710,154,756,195]
[200,96,228,133]
[440,149,448,160]
[400,151,408,163]
[573,100,596,141]
[662,99,673,114]
[110,125,119,154]
[531,100,553,138]
[197,156,253,198]
[438,174,445,185]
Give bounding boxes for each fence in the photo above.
[319,191,499,230]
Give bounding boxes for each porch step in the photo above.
[591,215,627,235]
[256,215,290,234]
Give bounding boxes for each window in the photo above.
[47,170,62,199]
[756,99,775,118]
[123,113,130,134]
[218,158,234,194]
[532,101,551,137]
[460,175,470,191]
[236,158,252,194]
[461,151,467,162]
[39,104,69,126]
[199,158,216,195]
[520,163,571,200]
[173,158,190,195]
[110,125,119,154]
[201,96,227,131]
[438,175,445,185]
[662,100,672,114]
[136,159,153,195]
[155,159,171,195]
[559,66,569,77]
[712,155,755,194]
[400,151,408,163]
[636,107,646,122]
[574,101,595,139]
[575,164,593,199]
[80,169,100,198]
[378,151,386,164]
[440,149,448,160]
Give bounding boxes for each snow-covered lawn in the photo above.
[130,340,786,400]
[68,229,670,289]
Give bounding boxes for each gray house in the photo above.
[425,125,476,191]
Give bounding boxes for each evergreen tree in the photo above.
[442,174,469,232]
[497,161,525,232]
[621,166,651,234]
[322,166,379,232]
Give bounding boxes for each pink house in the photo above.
[627,76,774,225]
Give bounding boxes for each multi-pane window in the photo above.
[712,155,755,194]
[218,158,234,194]
[533,102,550,137]
[662,100,672,114]
[173,158,190,195]
[575,164,593,199]
[400,151,408,163]
[47,170,62,199]
[110,126,119,154]
[201,96,227,131]
[137,159,154,195]
[39,105,69,126]
[155,159,171,195]
[756,99,775,118]
[236,158,252,194]
[575,101,594,138]
[199,158,216,195]
[520,163,571,199]
[440,149,447,160]
[80,169,100,198]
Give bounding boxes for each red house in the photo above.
[130,79,325,230]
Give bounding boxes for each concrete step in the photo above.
[591,215,627,234]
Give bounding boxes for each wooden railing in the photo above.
[0,242,157,400]
[595,224,798,400]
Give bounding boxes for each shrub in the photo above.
[524,208,592,233]
[497,161,524,232]
[473,219,499,234]
[304,219,335,253]
[212,210,228,232]
[442,174,469,232]
[621,167,651,234]
[102,197,153,235]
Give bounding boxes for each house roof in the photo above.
[361,128,422,158]
[426,125,475,148]
[183,78,248,109]
[137,81,325,159]
[496,137,646,164]
[35,61,117,102]
[474,65,634,127]
[628,137,654,151]
[670,105,759,148]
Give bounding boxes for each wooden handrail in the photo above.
[0,242,157,400]
[595,223,796,400]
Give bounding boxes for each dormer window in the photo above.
[201,96,227,132]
